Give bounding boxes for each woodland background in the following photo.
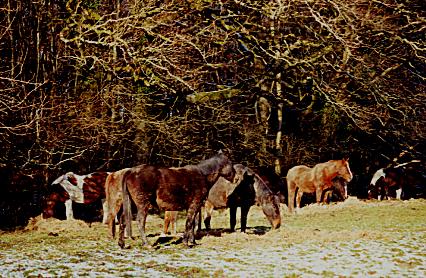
[0,0,424,228]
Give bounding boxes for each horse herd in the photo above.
[42,152,425,247]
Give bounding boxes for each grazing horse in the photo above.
[251,166,287,204]
[49,172,109,222]
[322,176,348,203]
[368,160,425,200]
[203,164,281,232]
[43,185,69,219]
[286,158,353,213]
[118,151,235,247]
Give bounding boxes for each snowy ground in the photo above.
[1,198,425,277]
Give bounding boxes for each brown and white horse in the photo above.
[368,160,425,200]
[119,151,235,247]
[286,159,353,213]
[45,172,109,222]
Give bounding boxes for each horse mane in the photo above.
[243,167,275,204]
[190,153,229,175]
[253,173,273,194]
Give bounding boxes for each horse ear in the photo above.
[343,157,349,162]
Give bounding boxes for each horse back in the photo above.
[82,172,109,204]
[125,165,160,195]
[156,167,207,211]
[286,165,312,181]
[207,176,238,208]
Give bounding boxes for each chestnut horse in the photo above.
[118,151,235,247]
[204,164,281,232]
[286,159,353,213]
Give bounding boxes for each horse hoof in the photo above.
[186,242,197,248]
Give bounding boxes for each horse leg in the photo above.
[163,211,171,236]
[296,189,303,212]
[109,199,123,239]
[287,181,296,214]
[203,201,214,231]
[240,205,251,233]
[171,211,177,235]
[196,208,202,234]
[183,204,199,246]
[135,204,150,245]
[321,190,332,204]
[101,198,108,224]
[315,188,323,204]
[64,199,74,220]
[118,212,126,248]
[229,206,237,232]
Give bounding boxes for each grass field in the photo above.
[1,198,425,277]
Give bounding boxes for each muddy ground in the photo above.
[1,198,425,277]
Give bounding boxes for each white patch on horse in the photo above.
[370,169,385,186]
[53,172,85,204]
[65,199,74,220]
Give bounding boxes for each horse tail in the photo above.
[121,170,132,238]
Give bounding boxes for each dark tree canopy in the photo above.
[0,0,424,227]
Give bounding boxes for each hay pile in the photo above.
[26,215,89,234]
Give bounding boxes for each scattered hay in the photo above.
[25,215,89,234]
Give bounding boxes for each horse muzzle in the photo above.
[272,218,281,229]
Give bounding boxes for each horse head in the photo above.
[253,173,281,230]
[336,158,353,183]
[217,152,235,183]
[51,172,74,186]
[332,177,348,200]
[232,164,247,184]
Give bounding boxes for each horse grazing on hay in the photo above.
[45,172,109,222]
[286,159,353,213]
[118,151,235,247]
[203,164,281,232]
[321,176,348,203]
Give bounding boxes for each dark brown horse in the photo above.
[118,151,235,247]
[203,164,281,232]
[286,159,353,213]
[43,185,69,219]
[322,176,348,203]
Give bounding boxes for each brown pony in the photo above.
[286,159,353,213]
[118,151,235,247]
